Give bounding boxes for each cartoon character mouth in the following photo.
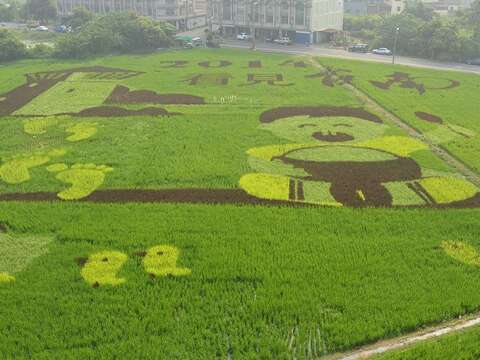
[313,131,354,142]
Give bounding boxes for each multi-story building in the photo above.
[422,0,474,15]
[209,0,344,44]
[57,0,207,30]
[344,0,404,15]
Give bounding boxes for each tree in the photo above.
[374,14,423,55]
[54,12,175,58]
[0,1,20,22]
[405,0,435,21]
[430,21,462,61]
[0,29,26,62]
[25,0,57,24]
[62,7,94,30]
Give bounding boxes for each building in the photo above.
[344,0,404,15]
[209,0,344,44]
[57,0,207,30]
[423,0,474,15]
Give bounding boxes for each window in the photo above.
[223,0,232,20]
[295,1,304,26]
[280,2,289,24]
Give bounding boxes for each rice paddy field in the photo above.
[1,48,480,359]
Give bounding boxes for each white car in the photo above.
[372,48,392,55]
[236,33,251,40]
[35,26,49,32]
[274,37,292,45]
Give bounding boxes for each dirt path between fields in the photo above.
[322,312,480,359]
[308,57,480,189]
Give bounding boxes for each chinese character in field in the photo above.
[241,74,293,86]
[181,73,233,86]
[306,67,353,87]
[370,72,460,95]
[280,60,309,68]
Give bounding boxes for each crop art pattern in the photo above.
[77,245,191,287]
[0,66,205,117]
[240,106,480,207]
[0,57,477,208]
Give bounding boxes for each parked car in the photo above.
[236,33,251,40]
[466,58,480,66]
[35,26,49,32]
[274,37,292,45]
[348,44,368,53]
[55,25,68,33]
[372,48,392,55]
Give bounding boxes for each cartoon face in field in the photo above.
[259,107,388,143]
[240,106,480,208]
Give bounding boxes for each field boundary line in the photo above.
[308,57,480,188]
[320,312,480,360]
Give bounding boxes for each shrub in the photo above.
[54,12,175,58]
[0,29,26,62]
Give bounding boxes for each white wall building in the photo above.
[57,0,207,30]
[209,0,344,43]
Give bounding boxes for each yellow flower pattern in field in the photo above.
[0,272,15,283]
[143,245,191,277]
[47,163,113,200]
[356,136,428,157]
[419,177,478,204]
[240,173,291,201]
[0,148,66,184]
[81,251,128,286]
[442,241,480,267]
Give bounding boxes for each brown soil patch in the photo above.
[248,61,262,68]
[370,72,460,95]
[1,188,478,208]
[75,257,88,267]
[415,111,444,124]
[0,66,142,116]
[105,85,205,105]
[280,60,309,68]
[260,106,383,124]
[181,73,232,86]
[277,147,422,207]
[243,74,293,86]
[370,80,390,90]
[0,223,7,233]
[74,106,176,117]
[313,131,354,142]
[158,60,189,68]
[198,60,232,68]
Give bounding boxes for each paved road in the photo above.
[221,40,480,75]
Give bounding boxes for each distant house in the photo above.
[209,0,344,44]
[57,0,207,30]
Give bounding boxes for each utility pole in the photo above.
[185,0,189,31]
[392,27,400,65]
[249,0,259,50]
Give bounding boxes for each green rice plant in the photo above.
[14,81,117,115]
[0,232,53,283]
